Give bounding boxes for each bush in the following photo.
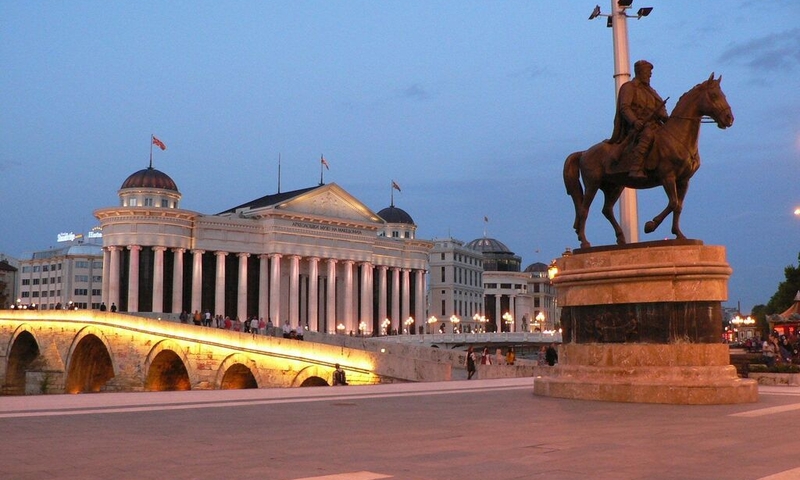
[748,363,800,373]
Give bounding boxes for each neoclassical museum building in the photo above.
[94,166,432,335]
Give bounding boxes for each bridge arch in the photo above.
[65,326,116,394]
[291,364,332,387]
[4,324,41,395]
[144,339,193,391]
[215,353,261,390]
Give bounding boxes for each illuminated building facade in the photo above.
[94,167,432,335]
[15,243,103,310]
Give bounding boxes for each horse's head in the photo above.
[699,73,734,129]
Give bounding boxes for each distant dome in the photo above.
[378,206,414,224]
[465,237,511,254]
[121,167,178,192]
[524,262,548,273]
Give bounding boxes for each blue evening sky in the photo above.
[1,1,798,313]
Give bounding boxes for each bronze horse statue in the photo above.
[563,74,733,248]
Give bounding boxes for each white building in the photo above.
[428,238,484,333]
[94,166,432,335]
[15,243,103,310]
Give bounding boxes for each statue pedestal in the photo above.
[534,241,757,404]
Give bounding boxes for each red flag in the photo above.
[391,180,402,192]
[321,156,329,170]
[152,136,167,151]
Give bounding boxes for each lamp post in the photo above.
[589,0,653,244]
[404,317,414,334]
[450,314,461,334]
[336,323,345,335]
[535,311,545,333]
[381,318,391,336]
[358,321,367,337]
[502,312,514,332]
[427,315,437,334]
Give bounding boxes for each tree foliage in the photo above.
[766,252,800,314]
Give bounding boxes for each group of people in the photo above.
[179,310,277,336]
[465,344,559,379]
[761,331,798,367]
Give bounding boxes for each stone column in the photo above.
[360,262,373,334]
[237,253,249,321]
[152,246,166,313]
[289,255,301,327]
[378,266,388,329]
[127,245,141,312]
[214,252,228,317]
[401,268,411,331]
[307,257,319,331]
[269,253,282,326]
[108,246,121,309]
[326,259,337,333]
[101,247,111,306]
[415,269,426,330]
[509,294,516,332]
[172,248,185,314]
[343,260,354,333]
[495,294,502,332]
[191,250,204,314]
[391,267,400,333]
[258,254,269,323]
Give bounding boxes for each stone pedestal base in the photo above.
[533,344,758,404]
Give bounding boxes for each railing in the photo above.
[369,331,562,345]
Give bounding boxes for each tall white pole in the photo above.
[610,0,639,243]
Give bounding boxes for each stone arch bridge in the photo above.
[0,311,446,395]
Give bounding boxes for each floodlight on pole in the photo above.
[587,0,653,244]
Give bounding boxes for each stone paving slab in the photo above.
[2,379,800,480]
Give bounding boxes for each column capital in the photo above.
[215,251,228,257]
[127,245,142,252]
[259,253,270,260]
[360,261,372,268]
[172,247,186,254]
[326,258,338,265]
[270,253,283,260]
[237,252,250,259]
[307,256,320,262]
[192,249,205,255]
[152,246,167,252]
[106,245,122,252]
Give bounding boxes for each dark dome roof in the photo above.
[465,237,511,254]
[377,206,414,224]
[120,167,178,192]
[524,262,548,273]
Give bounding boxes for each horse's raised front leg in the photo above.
[601,185,626,244]
[644,175,680,236]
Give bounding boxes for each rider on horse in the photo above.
[608,60,670,179]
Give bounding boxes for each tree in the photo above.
[766,252,800,314]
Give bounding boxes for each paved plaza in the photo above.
[2,378,799,480]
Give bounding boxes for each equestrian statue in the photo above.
[563,60,734,249]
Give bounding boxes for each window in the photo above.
[441,300,446,316]
[91,289,101,296]
[75,275,89,282]
[21,292,30,298]
[75,261,90,268]
[41,291,48,297]
[42,265,49,272]
[22,279,30,285]
[22,266,31,273]
[144,197,154,206]
[92,261,102,269]
[129,198,138,206]
[161,199,169,208]
[41,278,48,285]
[33,266,41,272]
[74,289,88,296]
[440,267,445,282]
[32,291,39,297]
[92,275,102,282]
[32,278,40,285]
[440,253,445,260]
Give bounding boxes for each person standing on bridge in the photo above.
[466,346,476,380]
[480,347,492,365]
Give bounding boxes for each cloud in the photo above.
[718,28,800,73]
[399,84,430,101]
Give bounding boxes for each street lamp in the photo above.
[336,323,345,335]
[404,317,414,334]
[358,321,367,336]
[588,0,653,244]
[450,314,461,334]
[502,312,514,332]
[535,311,545,332]
[381,318,391,336]
[427,315,437,334]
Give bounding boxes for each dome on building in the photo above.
[465,237,511,254]
[524,262,548,273]
[377,206,414,225]
[121,167,179,192]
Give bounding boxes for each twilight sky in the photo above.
[1,1,798,313]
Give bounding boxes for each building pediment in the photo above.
[258,183,383,225]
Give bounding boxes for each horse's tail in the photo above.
[563,151,583,201]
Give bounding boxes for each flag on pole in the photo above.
[152,136,167,151]
[321,155,329,170]
[391,180,402,192]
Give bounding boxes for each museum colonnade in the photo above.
[101,245,426,335]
